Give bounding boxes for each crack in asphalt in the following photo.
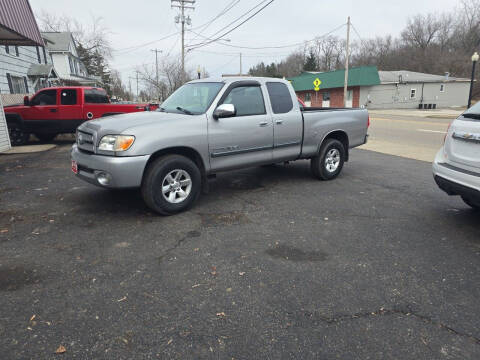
[299,306,480,345]
[158,230,201,263]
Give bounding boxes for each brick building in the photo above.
[288,66,471,109]
[288,66,380,108]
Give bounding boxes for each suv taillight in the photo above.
[367,116,370,128]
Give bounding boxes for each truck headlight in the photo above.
[98,135,135,152]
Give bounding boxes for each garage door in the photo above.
[0,96,11,152]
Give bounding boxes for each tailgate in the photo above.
[445,118,480,170]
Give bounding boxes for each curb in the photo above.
[1,144,57,155]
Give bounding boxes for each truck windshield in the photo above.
[160,82,224,115]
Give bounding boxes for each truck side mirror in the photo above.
[23,96,30,106]
[213,104,236,119]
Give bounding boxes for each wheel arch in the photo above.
[319,130,350,162]
[5,113,23,126]
[101,112,124,117]
[143,146,207,180]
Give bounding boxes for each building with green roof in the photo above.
[287,66,380,108]
[287,66,470,109]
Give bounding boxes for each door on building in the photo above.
[345,90,353,108]
[322,91,330,108]
[208,82,273,171]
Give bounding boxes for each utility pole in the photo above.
[151,49,162,100]
[136,71,139,101]
[343,16,351,107]
[172,0,195,83]
[239,53,242,75]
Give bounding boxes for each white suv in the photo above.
[433,105,480,210]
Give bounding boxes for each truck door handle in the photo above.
[50,108,57,113]
[259,121,269,127]
[275,120,283,125]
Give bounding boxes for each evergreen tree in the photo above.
[303,50,317,71]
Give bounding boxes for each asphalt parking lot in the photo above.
[0,141,479,359]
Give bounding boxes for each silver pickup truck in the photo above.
[71,77,369,214]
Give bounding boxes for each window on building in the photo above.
[31,89,57,106]
[440,84,445,92]
[42,47,47,64]
[84,89,109,103]
[410,89,417,99]
[36,46,41,63]
[305,93,312,102]
[15,46,19,57]
[266,82,293,114]
[61,89,77,105]
[5,45,9,54]
[323,92,330,101]
[221,85,266,116]
[7,75,28,94]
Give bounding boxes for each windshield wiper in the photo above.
[158,107,166,112]
[462,113,480,120]
[176,106,193,115]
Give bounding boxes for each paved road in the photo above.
[362,115,452,162]
[0,144,479,359]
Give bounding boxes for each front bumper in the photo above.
[433,148,480,202]
[71,144,150,188]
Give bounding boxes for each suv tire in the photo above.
[311,139,345,180]
[141,155,201,215]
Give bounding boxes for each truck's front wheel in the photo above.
[311,139,345,180]
[7,123,29,146]
[141,155,201,215]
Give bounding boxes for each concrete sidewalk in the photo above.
[1,144,56,155]
[369,108,464,119]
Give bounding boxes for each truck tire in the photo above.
[35,133,57,142]
[141,155,201,215]
[7,123,29,146]
[461,196,480,210]
[311,139,345,180]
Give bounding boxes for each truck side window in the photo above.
[61,89,77,105]
[31,90,57,106]
[266,82,293,114]
[85,89,109,104]
[222,86,266,117]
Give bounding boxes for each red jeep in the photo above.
[4,86,155,145]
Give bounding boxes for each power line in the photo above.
[188,22,346,51]
[187,0,275,51]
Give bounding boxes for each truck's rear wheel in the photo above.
[35,133,57,142]
[141,155,201,215]
[311,139,345,180]
[7,123,29,146]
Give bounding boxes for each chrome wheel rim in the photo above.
[161,169,192,204]
[324,148,340,173]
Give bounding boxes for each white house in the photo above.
[0,44,57,95]
[41,32,100,86]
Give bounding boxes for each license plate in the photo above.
[71,160,78,174]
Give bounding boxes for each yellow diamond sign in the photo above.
[313,78,322,91]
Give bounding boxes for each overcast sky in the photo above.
[30,0,458,91]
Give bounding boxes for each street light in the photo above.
[468,52,479,108]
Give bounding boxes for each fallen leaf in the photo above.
[55,345,66,354]
[194,248,199,252]
[239,272,245,276]
[117,296,127,302]
[167,339,173,345]
[0,229,8,233]
[211,266,217,276]
[226,288,232,292]
[30,315,36,322]
[216,312,226,317]
[192,284,201,288]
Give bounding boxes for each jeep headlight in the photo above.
[98,135,135,152]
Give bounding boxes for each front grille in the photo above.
[77,129,96,153]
